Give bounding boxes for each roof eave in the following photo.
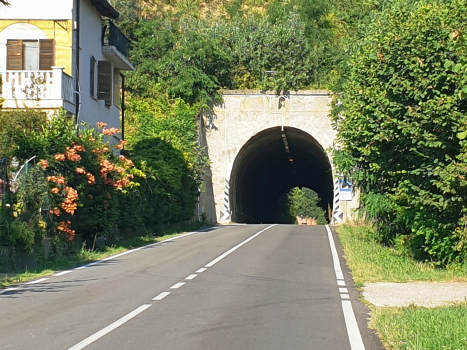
[90,0,119,19]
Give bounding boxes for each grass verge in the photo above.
[337,223,467,350]
[0,221,208,288]
[372,304,467,350]
[337,224,467,287]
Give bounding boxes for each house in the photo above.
[0,0,134,138]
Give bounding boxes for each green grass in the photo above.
[337,224,467,287]
[0,222,208,288]
[373,304,467,350]
[337,223,467,350]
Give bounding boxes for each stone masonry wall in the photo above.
[199,90,359,224]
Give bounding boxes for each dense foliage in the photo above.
[0,113,139,258]
[333,0,467,264]
[277,187,327,224]
[125,97,204,227]
[0,110,48,161]
[114,0,355,104]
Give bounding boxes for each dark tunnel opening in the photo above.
[230,127,333,224]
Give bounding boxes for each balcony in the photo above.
[0,67,75,113]
[102,20,134,71]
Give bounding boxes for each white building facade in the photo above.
[0,0,134,136]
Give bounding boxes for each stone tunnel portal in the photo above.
[229,127,333,224]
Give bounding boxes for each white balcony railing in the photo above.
[0,67,75,112]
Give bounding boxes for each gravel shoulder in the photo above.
[362,282,467,307]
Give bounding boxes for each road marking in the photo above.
[170,282,185,289]
[54,270,72,277]
[144,228,216,249]
[196,268,207,273]
[341,300,366,350]
[185,274,198,280]
[68,304,151,350]
[1,287,19,294]
[337,280,346,286]
[75,261,101,270]
[326,225,365,350]
[101,248,142,261]
[339,288,349,293]
[25,278,49,285]
[153,292,171,301]
[325,225,344,280]
[205,224,277,268]
[72,228,218,271]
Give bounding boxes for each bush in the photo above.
[0,109,48,161]
[333,0,467,264]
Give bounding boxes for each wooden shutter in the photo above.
[97,61,112,101]
[39,39,54,70]
[7,40,23,70]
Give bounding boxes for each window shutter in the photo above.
[113,69,121,108]
[39,39,55,70]
[7,40,23,70]
[90,56,97,98]
[97,61,112,101]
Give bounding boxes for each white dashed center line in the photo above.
[153,292,171,301]
[68,304,152,350]
[170,282,185,289]
[185,274,198,280]
[205,224,277,268]
[196,268,207,273]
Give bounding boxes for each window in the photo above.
[97,60,112,107]
[7,39,55,70]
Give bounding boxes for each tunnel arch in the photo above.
[229,126,334,224]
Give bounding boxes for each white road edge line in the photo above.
[68,304,151,350]
[170,282,185,289]
[205,224,277,268]
[325,225,344,280]
[25,278,49,285]
[72,228,217,271]
[339,288,349,293]
[153,292,171,301]
[325,225,365,350]
[342,300,366,350]
[337,280,346,286]
[54,270,73,277]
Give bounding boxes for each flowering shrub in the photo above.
[37,118,138,244]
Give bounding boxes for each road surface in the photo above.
[0,224,384,349]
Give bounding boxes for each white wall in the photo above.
[78,0,121,133]
[0,23,48,70]
[0,0,73,20]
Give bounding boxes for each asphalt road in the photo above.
[0,224,384,350]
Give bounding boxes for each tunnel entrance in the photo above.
[230,127,333,224]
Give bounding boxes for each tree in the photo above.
[333,0,467,264]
